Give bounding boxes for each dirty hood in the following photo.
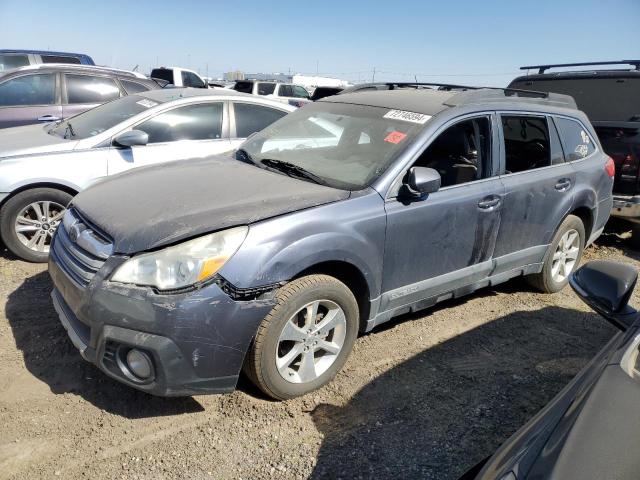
[72,156,350,254]
[0,123,77,159]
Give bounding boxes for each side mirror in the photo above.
[570,260,638,330]
[403,167,441,198]
[113,130,149,148]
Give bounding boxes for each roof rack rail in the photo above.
[520,60,640,74]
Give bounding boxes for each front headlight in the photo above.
[111,226,248,290]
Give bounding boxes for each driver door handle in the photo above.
[37,115,61,122]
[478,195,501,210]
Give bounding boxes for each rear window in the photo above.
[150,69,174,84]
[555,117,596,161]
[0,54,29,71]
[509,77,640,122]
[41,55,81,64]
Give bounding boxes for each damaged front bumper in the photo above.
[48,251,275,397]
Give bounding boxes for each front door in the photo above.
[107,101,231,175]
[381,114,504,312]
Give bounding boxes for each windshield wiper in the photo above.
[235,148,256,165]
[260,158,326,185]
[63,122,76,139]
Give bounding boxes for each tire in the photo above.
[244,274,359,400]
[0,188,72,263]
[527,214,585,293]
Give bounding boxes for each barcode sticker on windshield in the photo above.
[136,99,158,108]
[383,110,431,124]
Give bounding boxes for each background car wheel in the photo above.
[528,214,585,293]
[244,274,359,400]
[0,188,72,263]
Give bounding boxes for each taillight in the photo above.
[605,156,616,177]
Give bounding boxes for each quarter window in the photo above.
[233,103,287,138]
[120,80,151,94]
[136,102,223,144]
[555,117,596,161]
[413,117,492,187]
[502,115,551,173]
[65,74,120,104]
[0,74,56,107]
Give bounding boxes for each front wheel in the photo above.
[527,214,585,293]
[244,274,359,400]
[0,188,72,262]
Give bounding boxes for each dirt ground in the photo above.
[1,225,638,480]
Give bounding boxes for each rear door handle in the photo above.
[37,115,61,122]
[555,178,572,191]
[478,196,501,210]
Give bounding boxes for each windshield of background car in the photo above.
[49,95,162,139]
[239,102,430,190]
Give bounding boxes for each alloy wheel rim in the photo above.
[551,228,580,283]
[14,201,66,253]
[275,299,347,384]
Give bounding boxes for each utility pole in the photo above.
[372,66,377,82]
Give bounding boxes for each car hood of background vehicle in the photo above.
[72,156,351,254]
[0,123,76,159]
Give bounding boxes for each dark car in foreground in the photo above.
[465,260,640,480]
[0,49,95,72]
[49,87,613,399]
[508,61,640,245]
[0,64,160,128]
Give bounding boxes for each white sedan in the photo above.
[0,89,295,262]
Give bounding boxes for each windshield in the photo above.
[49,95,162,139]
[238,102,429,189]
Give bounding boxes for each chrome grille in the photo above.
[51,209,113,287]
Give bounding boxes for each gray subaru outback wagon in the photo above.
[48,87,614,399]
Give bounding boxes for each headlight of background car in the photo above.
[111,226,248,290]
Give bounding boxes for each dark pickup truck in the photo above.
[509,61,640,245]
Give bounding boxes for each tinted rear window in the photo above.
[151,69,174,84]
[0,54,30,71]
[509,77,640,122]
[41,55,81,64]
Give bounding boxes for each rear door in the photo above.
[0,72,62,128]
[492,113,576,270]
[61,73,122,120]
[107,101,230,175]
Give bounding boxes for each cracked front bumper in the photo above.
[48,252,275,397]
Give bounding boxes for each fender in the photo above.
[219,191,387,300]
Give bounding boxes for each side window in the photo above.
[549,118,565,165]
[279,85,294,97]
[413,117,492,188]
[555,117,596,161]
[257,83,276,95]
[136,102,223,144]
[41,55,81,64]
[0,74,56,107]
[233,103,287,138]
[120,79,151,94]
[65,74,120,104]
[0,54,30,71]
[181,71,205,88]
[502,115,551,173]
[292,86,309,99]
[233,81,253,94]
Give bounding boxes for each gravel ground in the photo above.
[0,225,638,480]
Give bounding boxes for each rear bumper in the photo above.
[48,250,275,397]
[611,194,640,223]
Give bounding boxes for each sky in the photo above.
[1,0,639,86]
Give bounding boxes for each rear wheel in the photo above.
[0,188,72,262]
[527,214,585,293]
[244,274,359,400]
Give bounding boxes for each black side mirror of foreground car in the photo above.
[570,260,639,331]
[402,167,441,199]
[113,130,149,148]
